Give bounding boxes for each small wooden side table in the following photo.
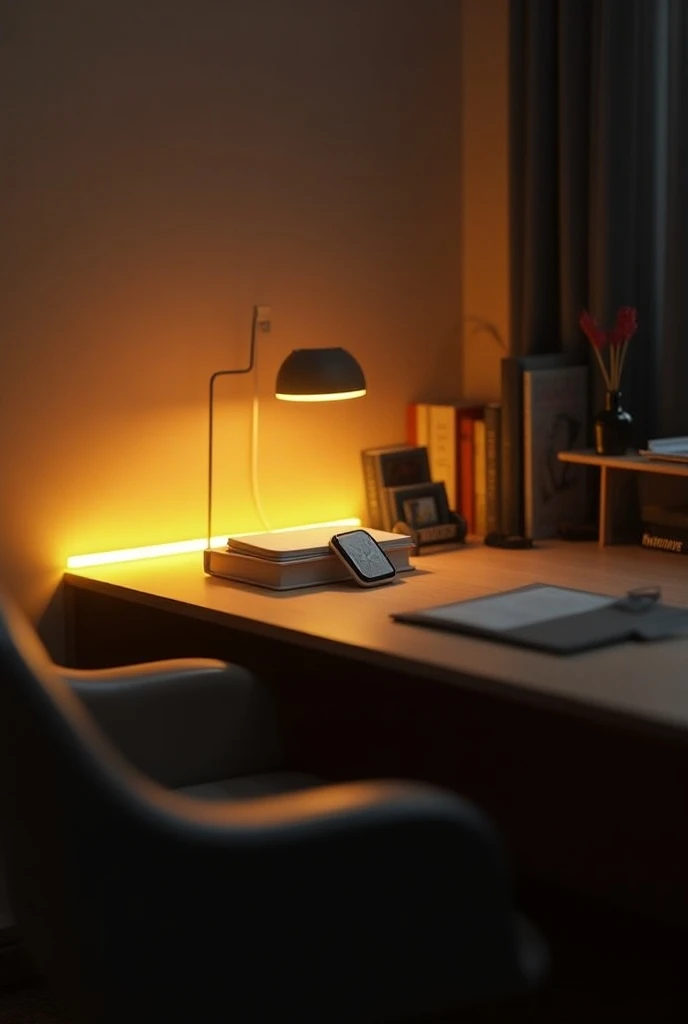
[558,450,688,547]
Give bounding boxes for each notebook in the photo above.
[392,583,688,655]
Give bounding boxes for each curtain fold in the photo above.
[509,0,681,444]
[660,0,688,435]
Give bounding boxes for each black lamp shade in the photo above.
[275,347,366,401]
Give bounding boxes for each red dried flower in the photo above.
[608,306,638,346]
[579,305,638,390]
[579,310,607,349]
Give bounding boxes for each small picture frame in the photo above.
[386,481,451,530]
[377,446,431,488]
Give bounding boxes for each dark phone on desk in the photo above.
[329,530,397,587]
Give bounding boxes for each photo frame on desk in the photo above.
[386,481,450,531]
[387,480,466,554]
[361,444,431,531]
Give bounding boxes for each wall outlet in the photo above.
[255,305,271,330]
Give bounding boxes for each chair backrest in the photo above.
[0,589,163,1011]
[0,589,549,1024]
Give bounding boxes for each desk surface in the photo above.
[65,541,688,736]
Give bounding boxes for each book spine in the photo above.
[406,402,430,448]
[459,415,476,533]
[380,485,396,532]
[484,403,501,533]
[641,524,688,554]
[428,405,459,510]
[360,451,385,529]
[473,418,487,536]
[500,358,524,536]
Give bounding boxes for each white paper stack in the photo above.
[204,526,414,589]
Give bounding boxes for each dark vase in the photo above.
[594,390,633,455]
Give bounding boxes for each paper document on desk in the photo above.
[421,585,614,632]
[392,583,688,655]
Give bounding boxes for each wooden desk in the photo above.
[64,541,688,924]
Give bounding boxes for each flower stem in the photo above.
[591,343,612,389]
[617,339,630,384]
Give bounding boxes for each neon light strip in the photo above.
[66,517,362,568]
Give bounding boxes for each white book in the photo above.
[640,437,688,462]
[428,405,459,510]
[205,531,414,590]
[225,526,412,562]
[647,436,688,452]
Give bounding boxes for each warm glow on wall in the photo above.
[66,517,361,569]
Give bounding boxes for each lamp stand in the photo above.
[206,305,271,548]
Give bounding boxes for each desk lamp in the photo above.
[205,305,366,565]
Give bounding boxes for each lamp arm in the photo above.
[207,306,262,548]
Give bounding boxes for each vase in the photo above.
[594,390,633,455]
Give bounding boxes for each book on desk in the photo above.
[204,526,415,590]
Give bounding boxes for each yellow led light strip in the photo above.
[66,517,362,569]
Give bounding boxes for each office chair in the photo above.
[0,587,548,1023]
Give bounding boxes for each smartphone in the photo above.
[329,529,397,588]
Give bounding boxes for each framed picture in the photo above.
[361,445,431,531]
[377,446,431,488]
[386,481,450,529]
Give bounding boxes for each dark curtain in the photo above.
[660,0,688,435]
[510,0,688,444]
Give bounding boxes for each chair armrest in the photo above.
[60,659,283,788]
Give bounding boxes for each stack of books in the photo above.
[407,401,492,535]
[398,358,589,541]
[204,526,415,589]
[361,411,496,538]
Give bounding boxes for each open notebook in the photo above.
[392,583,688,655]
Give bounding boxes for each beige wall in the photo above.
[1,1,511,647]
[1,0,466,639]
[459,0,510,400]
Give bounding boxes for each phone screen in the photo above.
[331,530,396,583]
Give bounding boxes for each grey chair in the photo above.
[0,587,548,1023]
